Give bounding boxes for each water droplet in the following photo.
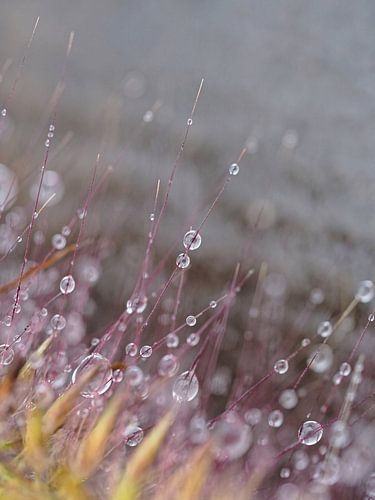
[309,288,325,305]
[280,467,291,479]
[274,359,289,374]
[185,315,196,327]
[176,253,190,269]
[189,415,209,444]
[282,129,298,150]
[166,333,179,348]
[183,229,202,251]
[126,294,148,314]
[143,110,154,123]
[125,342,138,357]
[30,170,64,206]
[112,369,123,383]
[125,365,144,387]
[91,337,100,346]
[187,118,193,126]
[308,344,333,373]
[314,455,340,485]
[172,370,199,402]
[71,353,112,398]
[149,212,155,221]
[298,420,323,445]
[1,108,7,117]
[140,345,152,358]
[52,234,66,250]
[369,313,375,322]
[279,389,298,410]
[214,419,253,461]
[339,362,351,377]
[244,408,262,426]
[158,354,179,377]
[268,409,284,428]
[356,280,374,303]
[301,338,310,347]
[0,344,14,366]
[62,225,71,237]
[317,320,332,338]
[123,425,144,447]
[50,314,66,331]
[77,208,87,220]
[186,333,200,346]
[229,163,239,176]
[330,420,350,449]
[59,274,76,294]
[209,300,217,309]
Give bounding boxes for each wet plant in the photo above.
[0,19,375,500]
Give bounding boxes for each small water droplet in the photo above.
[0,344,14,366]
[143,110,154,123]
[229,163,239,176]
[268,409,284,428]
[59,274,75,294]
[50,314,66,331]
[317,321,332,338]
[279,389,298,410]
[125,365,144,387]
[123,425,144,446]
[186,333,200,346]
[158,353,179,377]
[183,229,202,251]
[298,420,323,445]
[356,280,374,303]
[140,345,152,358]
[166,333,179,348]
[274,359,289,375]
[52,234,66,250]
[125,342,138,357]
[339,362,351,377]
[185,315,197,327]
[176,253,190,269]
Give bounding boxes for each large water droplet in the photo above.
[71,353,112,398]
[172,370,199,402]
[298,420,323,446]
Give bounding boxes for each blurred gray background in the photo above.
[1,0,375,309]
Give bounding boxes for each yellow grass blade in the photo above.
[74,389,124,478]
[23,408,47,473]
[42,364,100,436]
[111,412,173,500]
